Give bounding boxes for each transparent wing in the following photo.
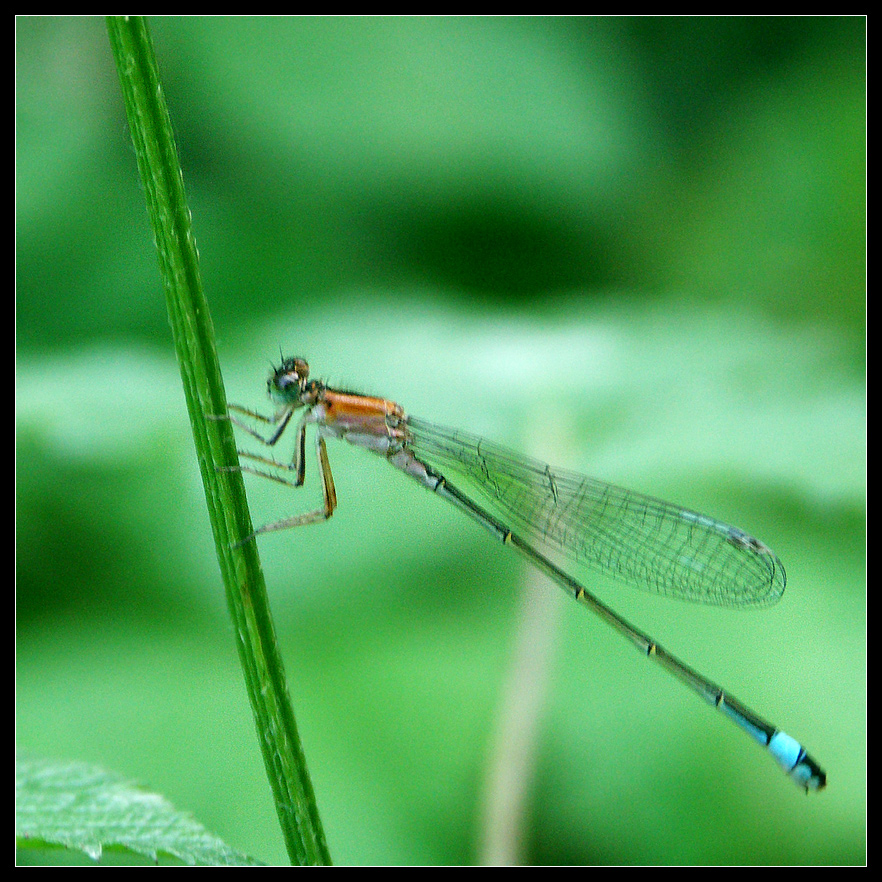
[405,417,785,607]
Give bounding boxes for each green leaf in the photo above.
[15,756,261,866]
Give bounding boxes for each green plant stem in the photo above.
[105,16,331,866]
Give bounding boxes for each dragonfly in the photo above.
[221,355,826,792]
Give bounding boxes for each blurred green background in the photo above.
[17,16,865,865]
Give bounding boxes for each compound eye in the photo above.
[269,356,308,391]
[282,356,309,382]
[274,370,301,394]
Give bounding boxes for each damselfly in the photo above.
[222,355,825,792]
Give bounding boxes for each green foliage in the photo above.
[16,756,261,865]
